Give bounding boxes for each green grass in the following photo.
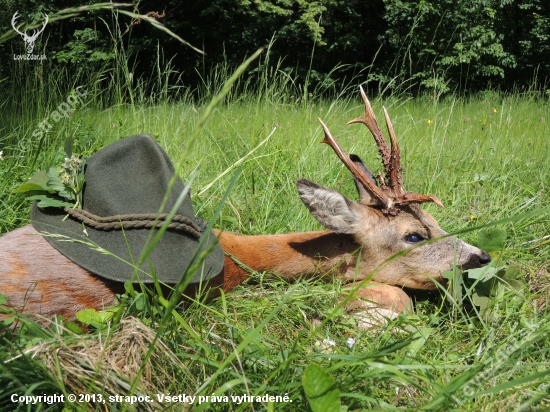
[1,70,549,411]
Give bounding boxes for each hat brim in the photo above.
[31,204,224,285]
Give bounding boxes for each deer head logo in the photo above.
[11,11,48,54]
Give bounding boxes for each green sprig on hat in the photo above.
[15,137,86,209]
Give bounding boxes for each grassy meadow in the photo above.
[0,59,549,411]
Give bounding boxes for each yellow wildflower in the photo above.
[428,119,433,124]
[492,108,497,113]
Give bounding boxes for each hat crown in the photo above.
[83,134,195,221]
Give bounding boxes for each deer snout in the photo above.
[461,251,491,270]
[479,252,491,265]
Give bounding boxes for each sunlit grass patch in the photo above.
[1,79,549,410]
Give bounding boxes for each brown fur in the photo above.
[0,226,407,318]
[0,225,122,318]
[0,206,487,320]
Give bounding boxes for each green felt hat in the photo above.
[31,134,224,284]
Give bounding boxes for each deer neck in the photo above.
[213,229,362,291]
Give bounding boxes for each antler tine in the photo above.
[347,87,444,210]
[28,14,48,40]
[11,11,25,36]
[347,85,392,179]
[382,107,404,196]
[318,118,392,209]
[380,107,444,208]
[37,13,48,35]
[397,193,445,208]
[11,12,48,39]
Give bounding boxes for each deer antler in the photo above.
[347,86,405,197]
[11,12,25,37]
[318,118,392,209]
[30,13,49,40]
[319,85,444,215]
[11,12,48,54]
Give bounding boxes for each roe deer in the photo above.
[0,87,490,322]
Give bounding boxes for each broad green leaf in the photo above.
[0,294,7,305]
[47,170,66,193]
[46,166,60,180]
[36,198,72,208]
[477,228,507,252]
[64,321,84,334]
[56,180,75,200]
[0,317,14,330]
[442,269,454,280]
[134,294,146,311]
[466,265,500,281]
[503,266,519,280]
[14,170,52,193]
[95,310,114,323]
[27,195,73,208]
[506,279,525,291]
[59,187,74,200]
[75,308,98,324]
[19,190,50,198]
[28,169,50,186]
[15,182,51,193]
[470,277,495,298]
[474,173,490,181]
[75,308,114,325]
[472,292,490,312]
[303,363,341,412]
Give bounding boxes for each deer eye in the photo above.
[404,234,425,243]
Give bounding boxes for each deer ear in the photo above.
[296,178,360,234]
[349,154,377,204]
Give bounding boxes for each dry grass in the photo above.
[17,317,193,410]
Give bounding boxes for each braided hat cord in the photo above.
[63,207,202,240]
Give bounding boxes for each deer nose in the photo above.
[479,252,491,266]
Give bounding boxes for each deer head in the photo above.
[11,11,48,54]
[297,86,490,289]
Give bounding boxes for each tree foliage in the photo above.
[380,0,550,94]
[1,0,549,96]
